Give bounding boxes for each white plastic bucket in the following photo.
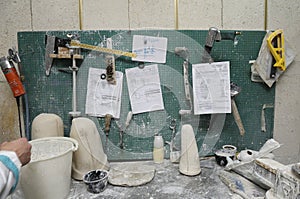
[20,137,78,199]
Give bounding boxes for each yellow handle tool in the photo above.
[266,29,286,71]
[70,40,137,58]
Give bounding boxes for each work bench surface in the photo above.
[11,158,265,199]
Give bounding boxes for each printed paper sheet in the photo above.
[85,67,123,118]
[192,61,231,115]
[132,35,168,63]
[125,64,164,114]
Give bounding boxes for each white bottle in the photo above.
[153,135,164,163]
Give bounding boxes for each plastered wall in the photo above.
[0,0,299,164]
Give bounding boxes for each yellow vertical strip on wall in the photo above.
[264,0,268,30]
[174,0,179,30]
[79,0,83,30]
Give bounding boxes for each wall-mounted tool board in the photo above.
[18,30,275,161]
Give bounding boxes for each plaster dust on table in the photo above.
[10,158,246,199]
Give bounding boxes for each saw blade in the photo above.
[45,35,56,76]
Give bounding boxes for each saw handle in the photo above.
[231,98,245,136]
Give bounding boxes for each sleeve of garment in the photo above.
[0,151,22,199]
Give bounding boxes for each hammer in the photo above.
[230,82,245,136]
[204,27,245,136]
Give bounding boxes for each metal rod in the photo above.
[69,55,81,117]
[72,72,76,112]
[16,97,23,137]
[72,58,77,112]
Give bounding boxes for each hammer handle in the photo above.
[231,98,245,136]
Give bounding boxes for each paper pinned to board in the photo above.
[125,64,164,114]
[132,35,168,63]
[252,31,295,87]
[192,61,231,115]
[85,67,123,118]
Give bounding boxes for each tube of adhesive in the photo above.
[153,134,164,163]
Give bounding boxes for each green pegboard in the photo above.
[17,30,274,161]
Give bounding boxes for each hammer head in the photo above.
[230,81,241,97]
[174,47,189,60]
[205,27,221,48]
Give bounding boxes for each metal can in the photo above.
[0,56,25,97]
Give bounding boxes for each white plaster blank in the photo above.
[108,162,155,186]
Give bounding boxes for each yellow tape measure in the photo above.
[70,40,137,58]
[266,29,286,71]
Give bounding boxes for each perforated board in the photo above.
[18,30,274,160]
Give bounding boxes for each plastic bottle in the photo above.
[153,135,164,163]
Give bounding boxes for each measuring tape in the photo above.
[70,40,137,58]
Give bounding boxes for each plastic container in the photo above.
[153,135,164,163]
[20,137,78,199]
[214,145,237,166]
[83,169,109,193]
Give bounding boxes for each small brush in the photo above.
[119,111,133,149]
[104,114,113,148]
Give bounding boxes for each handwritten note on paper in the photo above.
[125,64,164,114]
[85,67,123,118]
[192,61,231,115]
[132,35,168,63]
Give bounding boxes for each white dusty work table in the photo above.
[10,157,266,199]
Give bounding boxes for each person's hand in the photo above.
[0,138,32,166]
